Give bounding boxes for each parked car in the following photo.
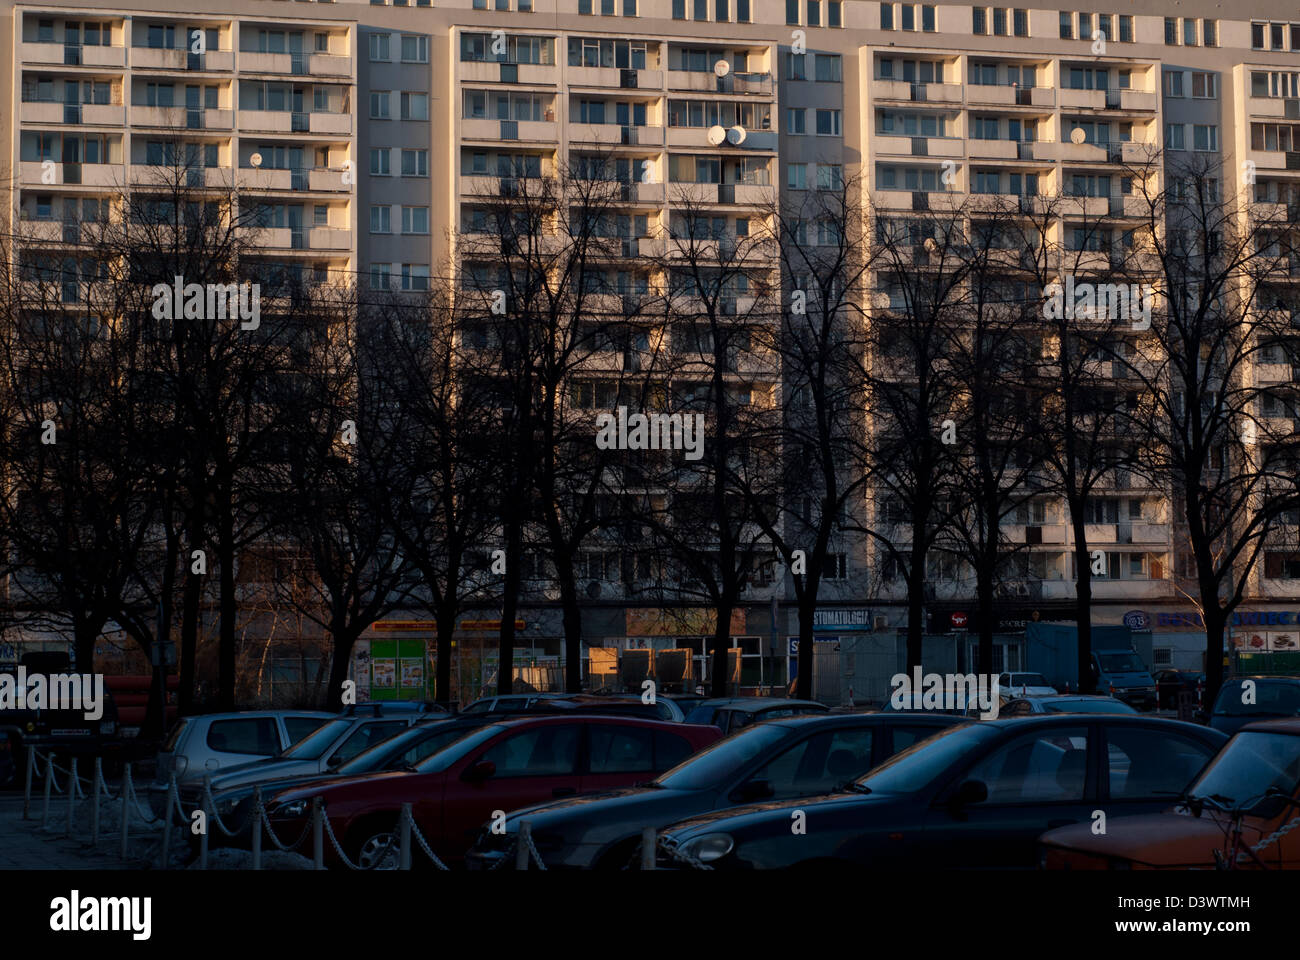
[997,673,1057,698]
[1154,670,1204,711]
[1208,676,1300,735]
[340,701,450,718]
[0,653,127,772]
[1000,695,1138,716]
[458,694,571,715]
[684,698,828,734]
[1041,718,1300,868]
[196,716,495,848]
[466,712,968,870]
[263,714,722,868]
[149,710,334,814]
[459,693,684,722]
[654,715,1226,869]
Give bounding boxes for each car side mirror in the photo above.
[952,779,988,808]
[326,753,344,769]
[463,759,496,782]
[734,778,774,803]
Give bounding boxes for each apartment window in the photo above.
[1252,22,1266,49]
[807,0,821,27]
[370,148,391,175]
[1013,9,1027,36]
[1203,19,1216,46]
[370,205,391,233]
[921,5,934,31]
[716,0,730,22]
[787,108,806,134]
[786,53,806,81]
[815,109,841,136]
[900,4,913,30]
[1163,71,1183,97]
[401,264,430,291]
[368,33,390,61]
[828,1,841,27]
[1164,17,1177,45]
[1164,124,1185,150]
[1193,125,1218,152]
[402,206,429,234]
[823,554,848,580]
[1118,14,1132,42]
[369,263,392,289]
[815,54,842,82]
[973,7,986,34]
[401,149,428,176]
[369,91,391,118]
[1094,13,1111,40]
[992,8,1006,36]
[817,163,843,190]
[1059,13,1073,39]
[1272,23,1285,49]
[401,35,429,63]
[672,0,684,16]
[786,0,798,24]
[1183,18,1196,46]
[881,2,894,29]
[400,92,429,120]
[788,162,807,189]
[1190,73,1217,99]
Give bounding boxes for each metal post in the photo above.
[91,757,102,844]
[641,826,656,870]
[399,803,412,870]
[515,821,531,870]
[119,762,131,861]
[41,752,54,829]
[312,798,324,871]
[199,775,210,871]
[160,773,175,868]
[22,746,35,820]
[250,786,262,870]
[65,758,77,836]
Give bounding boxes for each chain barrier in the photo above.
[319,805,397,871]
[201,778,262,840]
[520,824,548,871]
[255,795,315,854]
[1242,813,1300,861]
[657,836,713,870]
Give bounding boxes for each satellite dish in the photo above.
[249,152,263,168]
[707,125,727,146]
[1069,127,1086,145]
[923,237,937,253]
[727,125,747,145]
[713,59,731,77]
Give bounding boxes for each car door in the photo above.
[885,722,955,761]
[281,714,330,749]
[729,726,876,804]
[442,723,583,855]
[582,722,657,793]
[923,722,1096,868]
[1102,723,1219,815]
[325,720,409,771]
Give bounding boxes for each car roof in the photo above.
[1017,694,1122,703]
[187,710,334,721]
[699,698,826,710]
[979,713,1221,735]
[1240,718,1300,733]
[766,712,971,729]
[488,713,707,731]
[1235,675,1300,682]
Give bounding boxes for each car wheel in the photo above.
[349,819,403,871]
[595,837,643,871]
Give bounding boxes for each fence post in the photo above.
[119,761,131,861]
[312,798,324,871]
[65,758,78,837]
[91,757,102,844]
[22,745,35,820]
[41,752,54,830]
[515,821,531,871]
[199,775,210,871]
[250,786,262,870]
[641,826,656,870]
[160,773,175,868]
[399,803,412,870]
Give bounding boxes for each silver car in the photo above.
[149,710,333,813]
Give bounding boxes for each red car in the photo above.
[264,714,722,868]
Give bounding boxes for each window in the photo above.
[1272,23,1285,50]
[370,205,391,233]
[1203,19,1216,47]
[828,1,842,27]
[1165,17,1177,45]
[807,0,821,27]
[881,2,894,29]
[1183,18,1197,46]
[402,205,429,234]
[1107,728,1217,801]
[900,4,914,30]
[207,718,279,756]
[368,33,390,61]
[966,726,1090,802]
[369,91,390,118]
[1059,12,1072,39]
[401,263,430,291]
[401,35,429,63]
[588,724,654,773]
[401,148,428,176]
[786,53,806,81]
[369,263,392,290]
[400,92,429,120]
[1118,14,1132,42]
[921,5,934,31]
[1193,125,1218,152]
[973,7,986,34]
[788,162,807,189]
[817,163,843,190]
[334,722,407,764]
[815,54,842,82]
[815,109,841,136]
[1190,72,1217,99]
[478,725,581,776]
[787,108,806,134]
[370,148,391,175]
[786,0,799,24]
[992,8,1006,36]
[745,728,874,800]
[1013,9,1027,36]
[1164,124,1185,151]
[1252,22,1266,50]
[1163,71,1183,97]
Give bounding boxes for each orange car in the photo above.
[1040,718,1300,869]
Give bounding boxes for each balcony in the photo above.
[570,123,665,146]
[309,54,352,78]
[239,110,351,135]
[130,47,187,71]
[967,138,1019,160]
[20,41,127,67]
[1056,140,1111,164]
[1119,90,1158,112]
[309,168,351,192]
[1245,148,1297,173]
[1059,87,1105,110]
[873,135,963,158]
[870,78,963,103]
[307,227,352,250]
[21,102,125,126]
[131,105,233,129]
[666,71,773,97]
[965,84,1056,108]
[665,126,773,150]
[459,60,559,85]
[1062,195,1109,217]
[1257,362,1297,384]
[1247,96,1295,120]
[129,165,232,189]
[21,160,121,187]
[461,117,558,143]
[567,66,663,90]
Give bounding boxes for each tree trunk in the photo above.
[976,569,994,677]
[795,599,815,700]
[497,518,523,697]
[216,499,237,710]
[179,565,200,713]
[434,598,456,707]
[1203,609,1227,709]
[325,622,361,712]
[709,601,733,699]
[556,566,583,694]
[1071,511,1093,694]
[907,537,929,671]
[72,617,99,676]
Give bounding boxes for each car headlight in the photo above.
[680,833,735,863]
[276,799,309,818]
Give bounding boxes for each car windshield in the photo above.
[855,724,999,795]
[280,719,353,760]
[412,724,506,773]
[654,723,791,790]
[1043,699,1136,714]
[1214,681,1300,717]
[1097,652,1146,673]
[1010,674,1050,687]
[1188,731,1300,809]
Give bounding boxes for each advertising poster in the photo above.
[372,659,396,688]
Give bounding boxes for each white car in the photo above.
[997,672,1058,697]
